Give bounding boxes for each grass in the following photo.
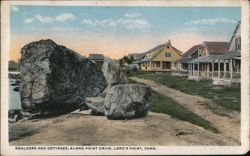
[134,72,240,111]
[129,78,218,133]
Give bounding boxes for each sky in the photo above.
[10,6,241,61]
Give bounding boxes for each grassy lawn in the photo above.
[133,72,240,111]
[129,79,218,133]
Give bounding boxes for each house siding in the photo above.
[141,43,182,72]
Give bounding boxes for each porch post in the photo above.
[218,60,220,78]
[223,60,226,79]
[230,59,233,80]
[188,64,190,75]
[207,63,209,77]
[212,61,214,78]
[192,63,194,76]
[198,63,200,76]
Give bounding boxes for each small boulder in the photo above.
[85,97,105,115]
[104,84,151,119]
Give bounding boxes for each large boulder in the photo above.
[104,84,151,119]
[19,39,107,114]
[100,59,127,96]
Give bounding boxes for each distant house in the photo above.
[131,40,182,72]
[187,41,230,80]
[173,44,202,76]
[186,21,241,85]
[89,54,104,69]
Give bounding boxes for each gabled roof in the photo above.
[89,54,104,60]
[229,21,241,47]
[182,44,202,57]
[147,43,182,61]
[144,44,165,55]
[129,41,182,62]
[128,44,165,60]
[203,41,229,54]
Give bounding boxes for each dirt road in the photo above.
[130,77,240,144]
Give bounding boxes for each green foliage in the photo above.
[135,72,241,111]
[150,91,218,133]
[119,55,134,66]
[9,60,20,71]
[129,78,218,133]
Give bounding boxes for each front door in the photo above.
[162,61,171,70]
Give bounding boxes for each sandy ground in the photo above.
[9,78,240,146]
[9,112,238,146]
[130,77,240,144]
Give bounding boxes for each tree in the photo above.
[119,56,134,66]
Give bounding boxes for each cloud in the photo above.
[35,14,54,23]
[118,18,151,29]
[11,6,19,12]
[82,19,117,27]
[55,13,75,22]
[123,13,141,18]
[185,17,237,26]
[24,18,34,24]
[82,17,150,29]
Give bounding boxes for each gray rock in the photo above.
[100,59,127,96]
[104,84,151,119]
[8,109,23,123]
[85,97,105,115]
[19,39,107,114]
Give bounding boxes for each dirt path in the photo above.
[130,77,240,144]
[9,112,237,146]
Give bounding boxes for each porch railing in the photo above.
[188,70,241,80]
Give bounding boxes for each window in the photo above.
[236,37,241,51]
[156,61,160,67]
[165,53,171,58]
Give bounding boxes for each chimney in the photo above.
[168,39,171,45]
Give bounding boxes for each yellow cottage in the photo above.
[140,40,182,71]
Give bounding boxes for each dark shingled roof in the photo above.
[128,44,165,60]
[204,41,230,54]
[89,54,104,61]
[144,44,165,55]
[182,44,201,57]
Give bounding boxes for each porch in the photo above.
[141,61,172,71]
[187,52,241,85]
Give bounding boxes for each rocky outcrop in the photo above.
[19,39,107,114]
[100,59,127,96]
[104,84,151,119]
